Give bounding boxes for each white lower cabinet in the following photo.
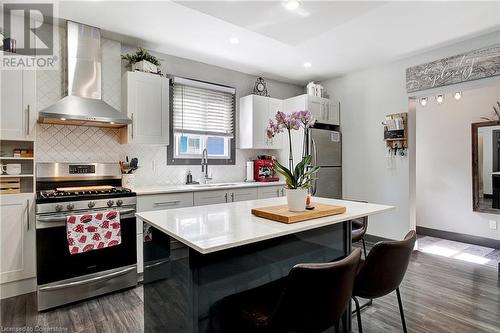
[136,192,194,274]
[137,192,193,213]
[194,188,258,205]
[194,189,229,206]
[0,194,36,286]
[257,185,286,199]
[230,188,258,202]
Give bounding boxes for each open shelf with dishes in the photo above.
[0,140,35,194]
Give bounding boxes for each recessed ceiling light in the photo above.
[229,37,239,45]
[60,117,66,121]
[303,62,312,68]
[454,92,462,100]
[110,122,115,125]
[436,94,444,104]
[284,0,300,11]
[419,97,428,107]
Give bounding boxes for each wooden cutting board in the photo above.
[251,203,346,224]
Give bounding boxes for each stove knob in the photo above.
[67,203,74,210]
[116,199,123,207]
[88,201,95,208]
[55,204,63,212]
[107,200,114,207]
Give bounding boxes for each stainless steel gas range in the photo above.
[35,163,137,311]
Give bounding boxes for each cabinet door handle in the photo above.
[276,189,280,197]
[131,113,134,139]
[231,193,235,202]
[26,105,30,136]
[224,193,228,202]
[26,199,30,230]
[281,188,285,196]
[154,200,181,206]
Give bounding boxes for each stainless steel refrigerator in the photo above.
[309,125,342,199]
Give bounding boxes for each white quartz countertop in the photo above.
[136,197,394,254]
[134,181,286,195]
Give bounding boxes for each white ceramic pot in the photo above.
[122,174,135,190]
[286,188,308,212]
[132,60,159,74]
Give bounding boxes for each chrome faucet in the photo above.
[201,148,212,184]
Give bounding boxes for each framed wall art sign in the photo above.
[406,44,500,93]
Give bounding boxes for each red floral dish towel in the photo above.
[67,210,121,254]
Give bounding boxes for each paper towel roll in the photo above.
[245,161,255,182]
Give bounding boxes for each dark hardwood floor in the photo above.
[2,241,499,333]
[351,241,500,333]
[1,287,143,333]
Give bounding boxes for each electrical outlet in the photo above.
[489,220,497,230]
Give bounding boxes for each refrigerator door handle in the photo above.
[312,138,318,195]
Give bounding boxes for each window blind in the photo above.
[173,79,235,137]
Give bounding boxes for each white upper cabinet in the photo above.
[0,194,36,284]
[121,71,169,144]
[284,94,339,126]
[0,67,37,141]
[239,94,283,149]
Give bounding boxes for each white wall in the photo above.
[417,86,500,240]
[320,30,500,240]
[320,66,410,240]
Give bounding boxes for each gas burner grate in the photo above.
[37,187,132,200]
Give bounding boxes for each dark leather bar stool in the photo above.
[351,216,368,258]
[352,230,416,333]
[213,248,362,333]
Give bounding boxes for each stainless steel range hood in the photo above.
[38,21,131,128]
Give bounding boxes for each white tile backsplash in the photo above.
[36,123,260,186]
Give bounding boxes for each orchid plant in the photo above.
[267,111,319,189]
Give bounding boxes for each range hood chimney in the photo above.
[38,21,131,128]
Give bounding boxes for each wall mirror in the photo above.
[472,121,500,213]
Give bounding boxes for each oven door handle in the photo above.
[37,208,136,223]
[38,266,136,291]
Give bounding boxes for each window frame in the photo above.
[167,77,236,166]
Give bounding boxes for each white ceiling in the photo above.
[178,1,387,45]
[56,1,500,84]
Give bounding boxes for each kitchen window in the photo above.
[167,77,236,165]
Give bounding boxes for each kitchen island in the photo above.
[136,197,394,333]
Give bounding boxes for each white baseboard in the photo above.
[1,278,36,299]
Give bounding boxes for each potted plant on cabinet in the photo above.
[122,47,161,74]
[267,111,319,212]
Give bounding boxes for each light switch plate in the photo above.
[489,220,497,230]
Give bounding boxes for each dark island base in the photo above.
[144,221,352,333]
